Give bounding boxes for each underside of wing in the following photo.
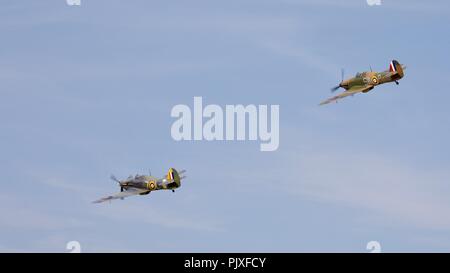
[92,188,149,204]
[319,85,372,106]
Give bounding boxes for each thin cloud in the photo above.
[93,202,225,233]
[279,150,450,231]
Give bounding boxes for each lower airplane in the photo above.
[93,168,186,203]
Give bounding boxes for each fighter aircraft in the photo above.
[93,168,186,203]
[319,60,406,105]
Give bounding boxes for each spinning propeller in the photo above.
[110,175,124,192]
[331,68,344,92]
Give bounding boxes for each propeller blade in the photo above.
[331,85,340,92]
[330,68,344,92]
[110,175,120,183]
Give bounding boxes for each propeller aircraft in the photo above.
[93,168,186,203]
[320,60,406,105]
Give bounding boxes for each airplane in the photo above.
[319,60,406,105]
[93,168,186,203]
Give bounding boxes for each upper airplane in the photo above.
[320,60,406,105]
[93,168,186,203]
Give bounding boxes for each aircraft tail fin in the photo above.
[167,168,181,187]
[389,60,404,78]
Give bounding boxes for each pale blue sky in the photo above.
[1,0,450,252]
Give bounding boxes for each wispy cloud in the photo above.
[218,132,450,232]
[0,193,89,231]
[93,203,224,233]
[277,149,450,230]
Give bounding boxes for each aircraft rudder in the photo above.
[390,59,404,78]
[167,168,181,186]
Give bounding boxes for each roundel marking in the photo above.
[148,180,156,190]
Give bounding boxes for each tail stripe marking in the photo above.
[390,61,397,72]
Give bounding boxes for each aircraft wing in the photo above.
[319,85,372,106]
[92,188,149,204]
